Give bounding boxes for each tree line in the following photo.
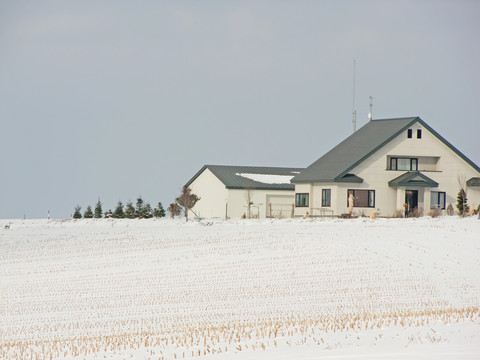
[73,197,166,219]
[72,187,200,221]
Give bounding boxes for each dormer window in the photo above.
[390,157,418,171]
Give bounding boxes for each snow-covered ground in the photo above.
[1,217,479,359]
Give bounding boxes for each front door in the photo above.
[405,190,418,217]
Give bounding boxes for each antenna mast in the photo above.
[352,59,357,133]
[368,96,373,120]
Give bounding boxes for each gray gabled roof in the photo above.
[186,165,304,191]
[292,116,480,184]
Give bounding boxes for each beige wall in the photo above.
[294,122,480,217]
[226,189,295,219]
[188,168,228,219]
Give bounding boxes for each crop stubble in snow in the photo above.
[0,217,479,359]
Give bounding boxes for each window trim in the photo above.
[347,189,375,208]
[322,189,331,207]
[295,193,309,207]
[430,191,446,210]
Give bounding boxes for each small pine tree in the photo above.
[84,205,93,218]
[112,201,125,219]
[168,203,181,218]
[73,205,82,219]
[135,197,144,218]
[456,188,469,216]
[124,201,135,219]
[153,202,166,218]
[104,209,113,218]
[143,202,153,218]
[94,198,103,218]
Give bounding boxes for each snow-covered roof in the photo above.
[235,173,294,185]
[186,165,304,190]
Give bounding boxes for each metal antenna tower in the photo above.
[368,96,374,120]
[352,59,357,133]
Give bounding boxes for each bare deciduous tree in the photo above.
[176,186,200,221]
[244,187,254,219]
[167,203,181,219]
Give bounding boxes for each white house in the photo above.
[185,165,303,219]
[291,117,480,217]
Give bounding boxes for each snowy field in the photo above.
[1,217,479,360]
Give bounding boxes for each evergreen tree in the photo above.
[94,198,103,218]
[112,201,125,219]
[153,202,166,218]
[104,209,113,218]
[456,188,469,216]
[168,202,181,218]
[73,205,82,219]
[143,202,153,218]
[84,205,93,218]
[124,201,135,219]
[135,197,144,218]
[176,186,200,221]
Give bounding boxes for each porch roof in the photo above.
[467,177,480,186]
[388,171,439,188]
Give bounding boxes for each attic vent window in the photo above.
[407,129,413,138]
[417,129,422,139]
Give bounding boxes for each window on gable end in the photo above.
[407,129,412,138]
[417,129,422,139]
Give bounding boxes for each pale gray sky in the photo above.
[1,0,479,219]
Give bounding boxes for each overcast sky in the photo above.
[1,0,479,219]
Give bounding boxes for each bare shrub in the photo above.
[392,209,404,218]
[446,203,454,216]
[429,207,442,218]
[410,207,423,218]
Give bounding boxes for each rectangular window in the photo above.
[407,129,413,138]
[430,191,446,209]
[322,189,331,207]
[347,189,375,208]
[411,158,418,170]
[417,129,422,139]
[390,157,397,170]
[390,157,418,171]
[397,158,410,170]
[295,193,309,207]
